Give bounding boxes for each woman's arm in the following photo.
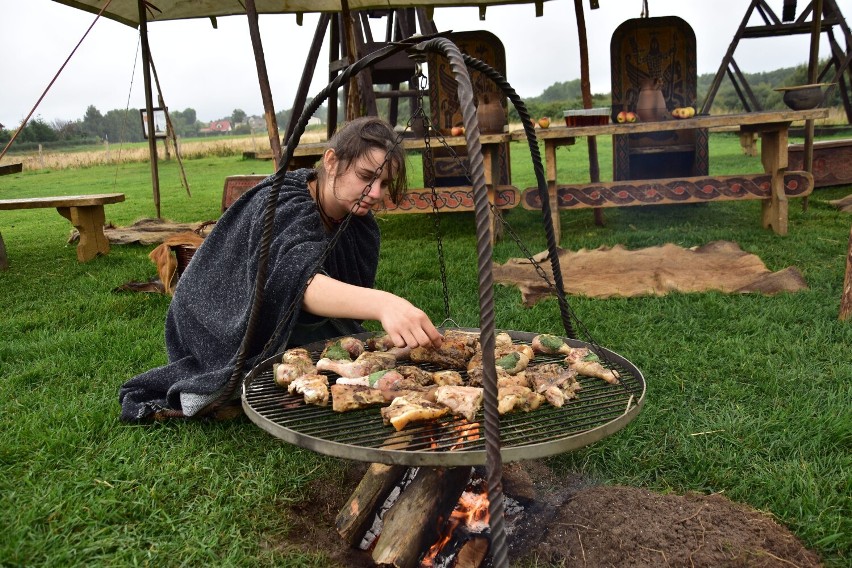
[302,273,442,349]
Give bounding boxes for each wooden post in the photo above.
[138,0,161,219]
[802,0,823,212]
[245,0,282,171]
[284,14,331,147]
[573,0,604,228]
[840,224,852,320]
[0,232,8,270]
[758,125,789,235]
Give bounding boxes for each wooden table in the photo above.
[0,193,125,265]
[511,109,829,240]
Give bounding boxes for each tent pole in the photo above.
[285,14,331,147]
[245,0,282,171]
[138,0,161,219]
[802,0,823,212]
[574,0,604,227]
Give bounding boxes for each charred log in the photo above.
[372,466,473,568]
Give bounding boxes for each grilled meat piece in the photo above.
[532,334,620,385]
[563,348,620,384]
[316,351,396,378]
[435,385,483,422]
[497,385,545,415]
[432,370,464,386]
[410,335,477,370]
[530,333,573,356]
[467,343,534,384]
[381,396,449,431]
[273,347,316,387]
[288,374,329,406]
[468,365,522,388]
[525,363,581,407]
[330,384,386,412]
[366,333,412,360]
[320,336,365,361]
[396,365,436,387]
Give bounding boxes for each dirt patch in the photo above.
[273,460,822,567]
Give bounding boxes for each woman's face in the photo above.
[323,147,391,219]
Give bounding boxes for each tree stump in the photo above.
[840,224,852,321]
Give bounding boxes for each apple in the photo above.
[686,106,696,118]
[625,111,638,123]
[672,108,684,119]
[450,125,465,136]
[538,117,551,129]
[616,111,628,123]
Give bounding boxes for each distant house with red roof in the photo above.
[200,120,232,135]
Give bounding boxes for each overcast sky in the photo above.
[0,0,833,127]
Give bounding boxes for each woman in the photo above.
[119,117,442,422]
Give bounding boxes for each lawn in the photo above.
[1,132,850,567]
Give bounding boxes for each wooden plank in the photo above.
[520,172,813,210]
[789,138,852,188]
[510,109,829,140]
[0,163,23,176]
[0,193,125,211]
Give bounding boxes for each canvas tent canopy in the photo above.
[51,0,553,27]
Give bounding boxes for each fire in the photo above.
[426,420,481,452]
[420,483,490,567]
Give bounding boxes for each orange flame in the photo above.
[420,487,490,567]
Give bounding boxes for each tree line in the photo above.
[511,62,844,122]
[0,105,327,152]
[2,61,844,150]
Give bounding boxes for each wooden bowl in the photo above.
[775,84,829,110]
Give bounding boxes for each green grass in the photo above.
[1,135,851,566]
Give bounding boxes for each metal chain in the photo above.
[415,65,452,324]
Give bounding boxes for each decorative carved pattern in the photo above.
[521,173,813,210]
[377,186,520,214]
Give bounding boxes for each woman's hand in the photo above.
[374,294,443,349]
[302,274,442,349]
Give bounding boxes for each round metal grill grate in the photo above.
[242,330,645,467]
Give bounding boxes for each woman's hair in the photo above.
[316,116,408,206]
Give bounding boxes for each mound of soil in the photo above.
[270,461,822,568]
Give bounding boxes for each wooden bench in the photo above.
[0,193,125,266]
[521,171,813,229]
[788,138,852,188]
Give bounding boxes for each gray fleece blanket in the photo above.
[118,169,380,422]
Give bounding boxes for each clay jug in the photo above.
[636,77,668,122]
[476,93,506,133]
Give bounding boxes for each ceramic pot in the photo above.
[777,84,825,110]
[636,78,668,122]
[476,93,506,133]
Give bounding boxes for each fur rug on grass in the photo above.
[494,240,808,306]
